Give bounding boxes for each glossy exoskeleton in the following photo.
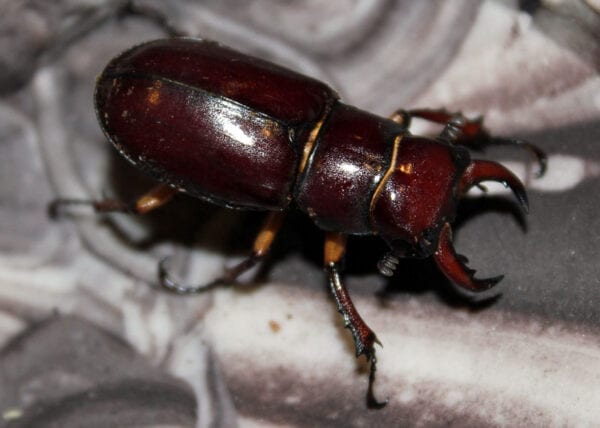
[54,38,546,407]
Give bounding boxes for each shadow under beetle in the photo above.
[53,38,546,407]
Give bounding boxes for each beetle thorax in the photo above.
[369,136,470,258]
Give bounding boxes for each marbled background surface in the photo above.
[0,1,599,427]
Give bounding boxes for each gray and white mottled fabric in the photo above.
[0,1,599,427]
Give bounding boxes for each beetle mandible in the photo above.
[53,38,546,407]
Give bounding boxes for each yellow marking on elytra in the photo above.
[397,162,413,174]
[147,80,163,105]
[261,121,280,139]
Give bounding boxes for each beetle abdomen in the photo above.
[95,38,338,210]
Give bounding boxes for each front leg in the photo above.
[324,232,387,408]
[390,108,547,176]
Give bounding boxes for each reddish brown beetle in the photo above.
[54,38,545,406]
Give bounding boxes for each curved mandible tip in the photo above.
[433,223,504,292]
[459,159,529,214]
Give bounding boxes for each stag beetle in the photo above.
[53,38,546,407]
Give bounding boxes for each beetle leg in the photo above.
[324,232,387,408]
[120,1,187,37]
[49,184,178,217]
[390,108,483,138]
[160,211,284,294]
[475,136,547,177]
[390,108,546,176]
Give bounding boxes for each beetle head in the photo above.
[371,136,528,291]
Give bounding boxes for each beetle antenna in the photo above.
[377,252,399,277]
[439,114,466,142]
